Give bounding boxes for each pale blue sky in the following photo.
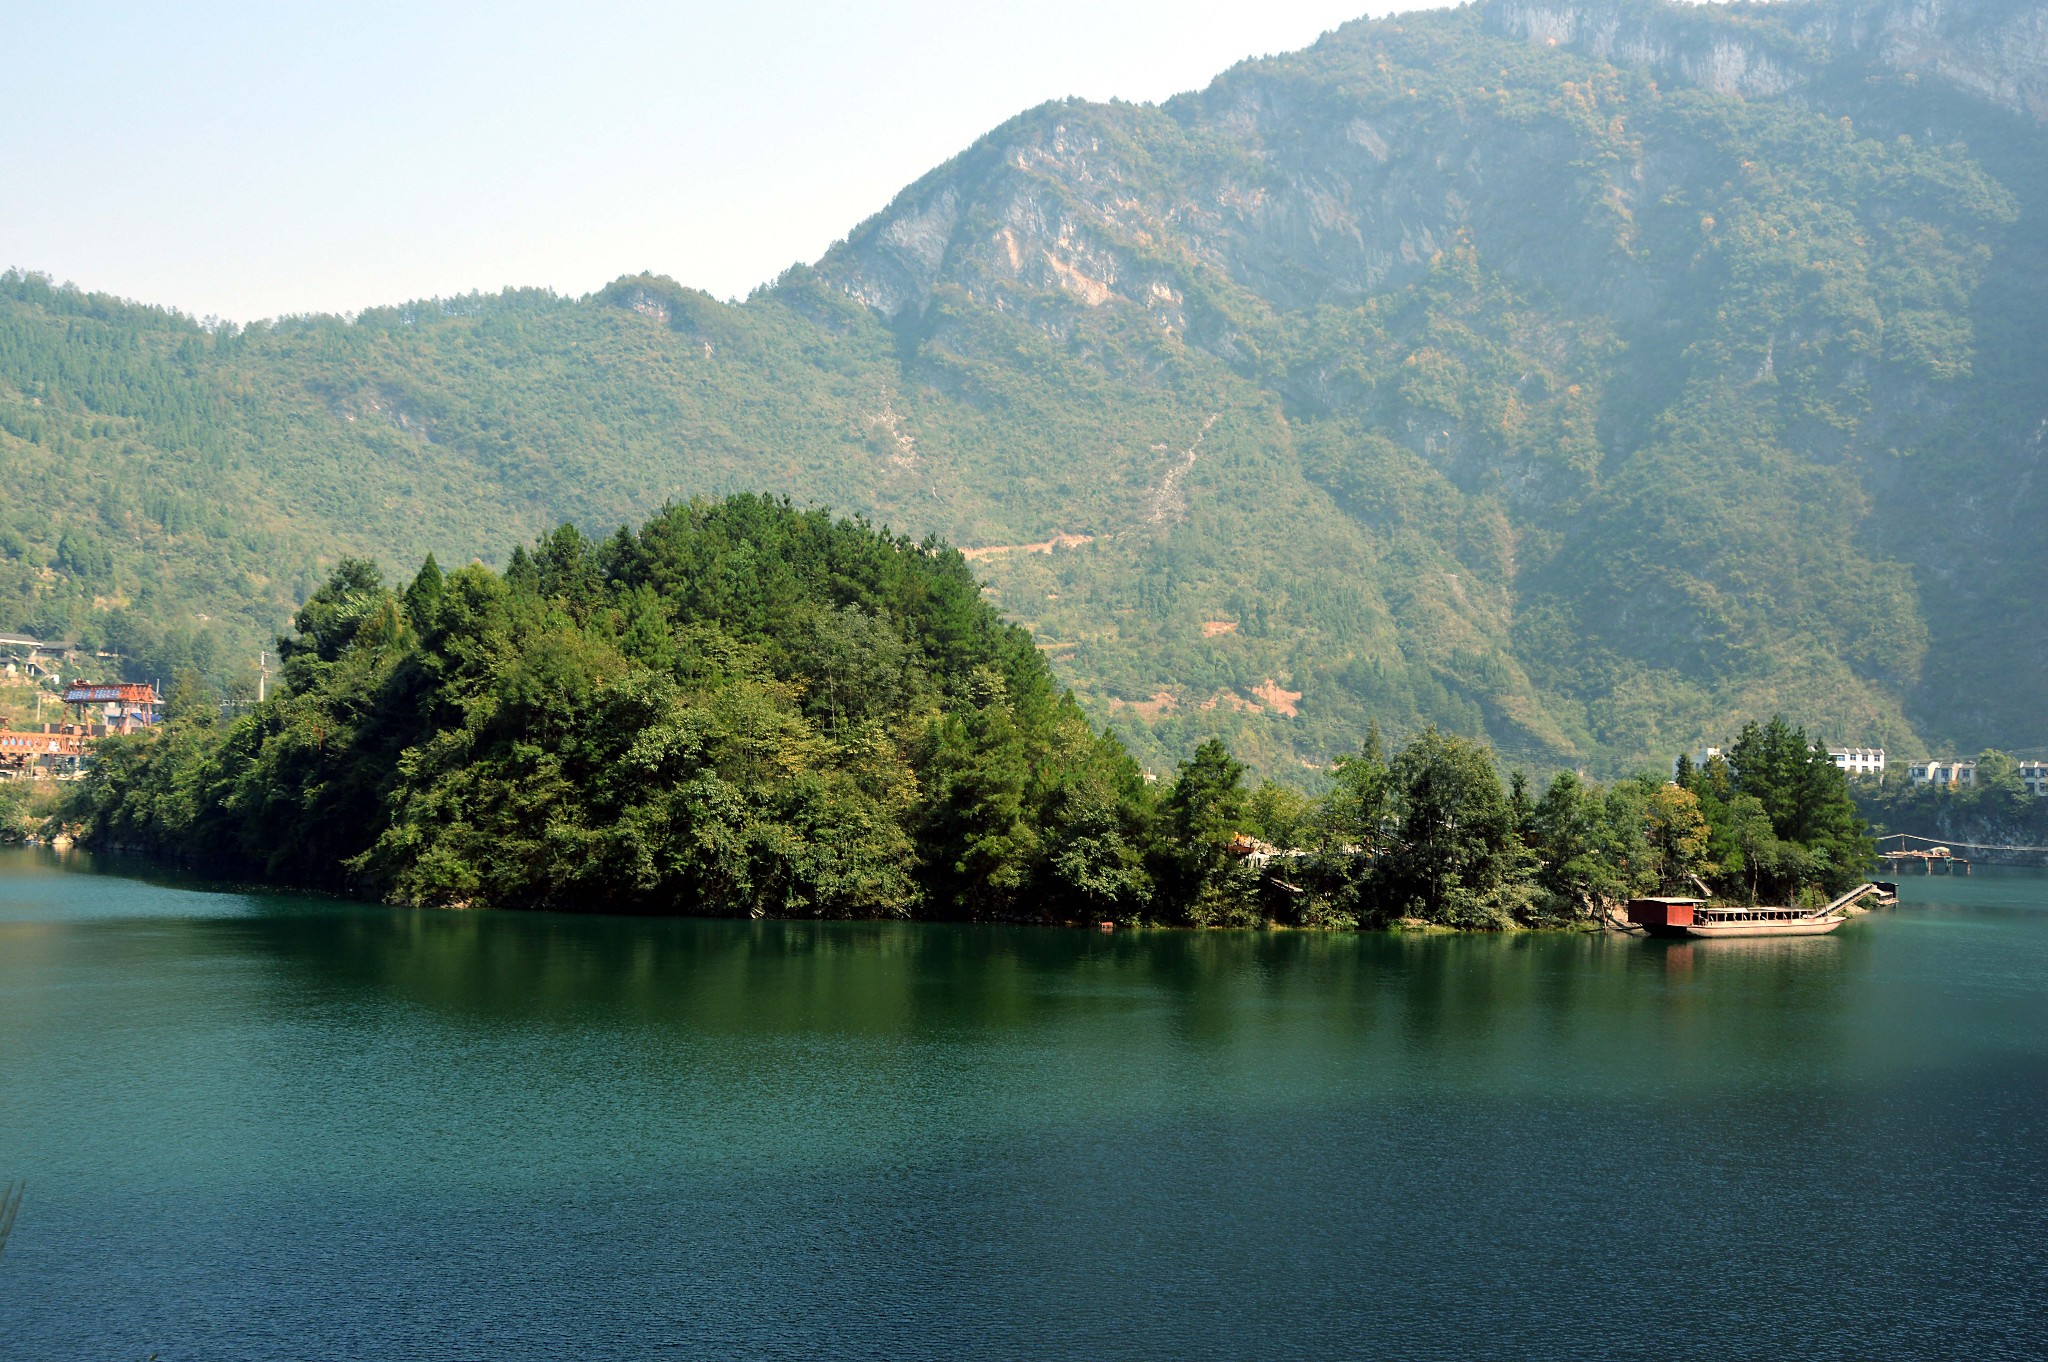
[5,1,1405,322]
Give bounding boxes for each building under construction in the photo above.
[0,682,160,780]
[0,726,88,777]
[60,681,161,735]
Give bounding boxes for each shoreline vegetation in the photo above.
[61,496,1871,931]
[1854,758,2048,870]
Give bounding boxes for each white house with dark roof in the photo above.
[1908,758,1977,788]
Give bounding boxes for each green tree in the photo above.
[915,692,1040,917]
[1971,750,2030,817]
[1309,724,1396,922]
[1726,716,1869,893]
[1643,780,1714,894]
[276,559,388,693]
[1382,729,1527,927]
[1529,770,1619,912]
[1154,738,1256,926]
[1039,761,1155,923]
[403,553,445,632]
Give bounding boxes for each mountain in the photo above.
[4,0,2046,779]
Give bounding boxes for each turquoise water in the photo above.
[1,849,2043,1359]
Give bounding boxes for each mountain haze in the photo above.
[4,0,2045,778]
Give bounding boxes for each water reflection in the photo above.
[5,845,2023,1109]
[5,852,2046,1361]
[9,869,1907,1107]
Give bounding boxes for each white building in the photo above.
[1673,746,1723,779]
[1827,747,1886,777]
[1908,759,1977,788]
[2020,761,2048,797]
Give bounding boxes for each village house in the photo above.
[1673,746,1724,779]
[1908,758,1977,788]
[1827,747,1886,777]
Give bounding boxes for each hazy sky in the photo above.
[6,1,1407,322]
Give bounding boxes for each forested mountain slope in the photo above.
[4,0,2045,778]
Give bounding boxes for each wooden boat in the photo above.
[1624,884,1881,939]
[1680,904,1850,938]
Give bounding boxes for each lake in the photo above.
[1,848,2043,1359]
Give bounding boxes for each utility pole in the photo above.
[258,650,268,704]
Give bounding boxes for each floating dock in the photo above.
[1877,846,1970,874]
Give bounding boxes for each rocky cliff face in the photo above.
[799,0,2048,767]
[820,60,1638,360]
[826,0,2048,354]
[1808,0,2048,118]
[1484,0,2048,122]
[822,115,1194,327]
[1486,0,1815,98]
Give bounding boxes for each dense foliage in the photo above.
[6,0,2042,779]
[78,498,1095,917]
[71,499,1870,924]
[1670,718,1874,904]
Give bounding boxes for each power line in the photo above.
[1875,831,2048,854]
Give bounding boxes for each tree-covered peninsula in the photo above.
[71,497,1870,927]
